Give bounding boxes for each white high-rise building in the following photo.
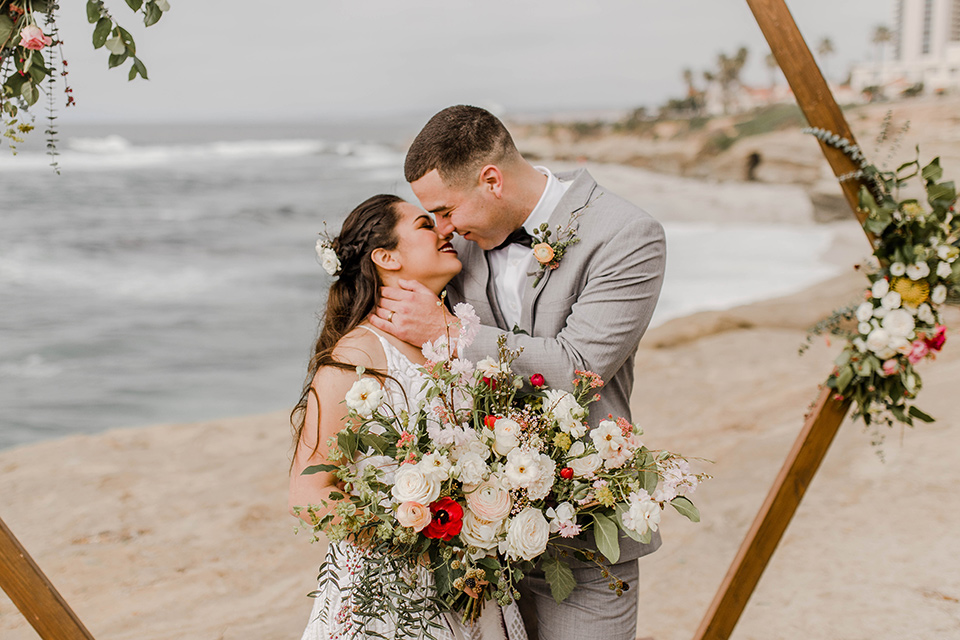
[851,0,960,95]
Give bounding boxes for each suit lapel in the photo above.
[484,252,509,330]
[520,169,599,331]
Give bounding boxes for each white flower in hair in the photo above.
[316,238,341,276]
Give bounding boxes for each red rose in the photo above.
[482,376,498,390]
[925,325,947,352]
[483,415,498,429]
[423,497,464,541]
[530,373,545,388]
[559,467,574,480]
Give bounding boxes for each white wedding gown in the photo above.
[300,326,527,640]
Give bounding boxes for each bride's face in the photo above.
[383,201,462,292]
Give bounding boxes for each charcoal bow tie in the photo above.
[491,227,534,251]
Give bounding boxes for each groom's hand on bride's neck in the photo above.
[371,279,454,348]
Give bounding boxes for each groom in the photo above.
[372,105,666,640]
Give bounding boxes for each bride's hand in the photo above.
[371,279,455,348]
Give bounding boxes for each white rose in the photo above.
[391,464,441,505]
[880,291,902,310]
[865,328,892,354]
[882,309,916,338]
[917,303,936,325]
[504,448,543,489]
[590,420,626,460]
[504,508,550,561]
[460,510,501,552]
[906,262,931,281]
[858,322,873,335]
[419,452,451,482]
[464,478,512,523]
[526,454,557,501]
[932,284,948,305]
[937,261,953,278]
[891,336,912,355]
[853,337,868,353]
[453,451,489,486]
[544,389,587,437]
[344,378,383,416]
[889,262,906,276]
[856,302,875,323]
[568,452,602,478]
[316,241,341,276]
[493,417,521,456]
[873,306,889,319]
[871,278,889,298]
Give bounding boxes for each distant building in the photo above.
[851,0,960,96]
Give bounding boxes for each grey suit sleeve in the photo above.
[462,216,666,391]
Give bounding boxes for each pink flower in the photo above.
[20,25,53,51]
[557,521,582,538]
[925,325,947,352]
[396,501,432,532]
[907,340,929,364]
[397,431,414,447]
[881,359,900,377]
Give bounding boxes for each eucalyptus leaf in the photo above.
[921,157,943,183]
[908,405,935,423]
[125,0,144,10]
[0,15,14,48]
[92,17,111,49]
[144,2,163,27]
[338,430,358,460]
[86,1,101,23]
[360,433,389,455]
[301,463,338,476]
[21,82,40,107]
[640,469,659,495]
[836,366,854,393]
[108,52,128,68]
[591,512,620,564]
[541,556,576,604]
[670,496,701,522]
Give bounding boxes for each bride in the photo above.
[289,194,527,640]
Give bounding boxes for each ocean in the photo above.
[0,120,841,450]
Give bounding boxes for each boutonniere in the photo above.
[528,195,599,287]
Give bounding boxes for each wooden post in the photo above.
[693,1,875,638]
[0,516,96,640]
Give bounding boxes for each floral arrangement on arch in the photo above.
[294,303,706,632]
[0,0,168,165]
[804,127,960,445]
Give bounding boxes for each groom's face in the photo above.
[410,169,508,251]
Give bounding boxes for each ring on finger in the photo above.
[387,310,395,322]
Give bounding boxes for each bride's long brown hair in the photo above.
[290,194,403,458]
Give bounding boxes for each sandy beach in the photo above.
[2,160,959,639]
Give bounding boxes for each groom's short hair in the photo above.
[405,105,519,187]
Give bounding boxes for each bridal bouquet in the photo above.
[297,304,706,632]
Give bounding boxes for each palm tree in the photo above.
[765,52,779,89]
[817,37,835,83]
[708,46,749,115]
[873,25,893,65]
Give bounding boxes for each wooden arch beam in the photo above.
[0,516,96,639]
[693,1,874,638]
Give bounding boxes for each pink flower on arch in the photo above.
[907,340,929,364]
[20,25,53,51]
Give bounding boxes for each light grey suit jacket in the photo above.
[446,168,666,564]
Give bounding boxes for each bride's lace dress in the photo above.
[300,326,527,640]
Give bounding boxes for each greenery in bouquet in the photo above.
[295,303,706,635]
[803,127,960,446]
[1,0,168,164]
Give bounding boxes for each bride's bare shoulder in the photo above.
[313,326,387,386]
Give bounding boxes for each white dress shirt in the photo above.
[488,167,570,329]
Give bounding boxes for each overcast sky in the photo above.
[52,0,889,123]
